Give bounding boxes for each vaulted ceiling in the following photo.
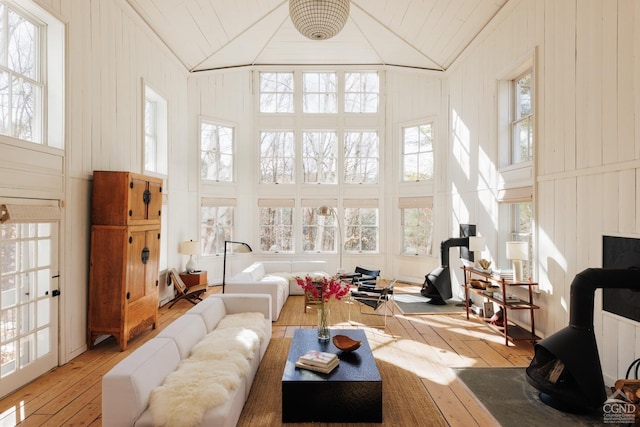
[125,0,508,73]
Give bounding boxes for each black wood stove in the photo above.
[526,265,640,413]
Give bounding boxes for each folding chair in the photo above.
[350,279,396,326]
[167,268,207,308]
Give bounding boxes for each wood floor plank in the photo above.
[0,283,535,426]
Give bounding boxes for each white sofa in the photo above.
[102,293,272,427]
[225,260,330,321]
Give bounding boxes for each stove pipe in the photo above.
[421,237,468,305]
[526,267,640,412]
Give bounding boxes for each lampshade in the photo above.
[506,241,528,260]
[289,0,350,40]
[178,240,199,256]
[468,236,486,252]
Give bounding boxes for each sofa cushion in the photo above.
[157,315,207,359]
[261,261,293,274]
[186,296,227,332]
[247,263,266,281]
[291,260,328,273]
[103,338,181,427]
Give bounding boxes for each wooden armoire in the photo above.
[88,171,162,350]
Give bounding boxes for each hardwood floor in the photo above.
[0,283,535,426]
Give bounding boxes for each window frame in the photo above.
[0,0,63,149]
[258,200,295,254]
[400,205,433,257]
[143,83,168,177]
[200,118,235,183]
[401,121,435,182]
[200,199,236,256]
[509,70,534,165]
[344,130,379,184]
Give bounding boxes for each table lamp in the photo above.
[468,236,486,268]
[506,241,528,282]
[179,240,199,273]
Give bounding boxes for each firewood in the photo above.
[547,359,565,384]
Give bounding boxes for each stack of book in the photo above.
[295,349,339,374]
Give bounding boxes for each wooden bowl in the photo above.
[332,334,362,352]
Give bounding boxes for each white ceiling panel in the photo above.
[125,0,508,73]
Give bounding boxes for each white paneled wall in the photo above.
[32,0,190,362]
[23,0,640,385]
[447,0,640,385]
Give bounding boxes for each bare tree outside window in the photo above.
[302,131,337,183]
[201,122,233,182]
[259,207,293,252]
[511,71,533,164]
[259,72,294,113]
[401,207,433,256]
[344,131,378,183]
[511,202,532,278]
[344,208,378,252]
[302,207,337,252]
[402,123,434,181]
[1,6,42,143]
[303,72,336,113]
[260,131,295,183]
[200,205,234,255]
[345,72,379,113]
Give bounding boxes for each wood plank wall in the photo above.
[446,0,640,385]
[22,0,640,388]
[30,0,190,363]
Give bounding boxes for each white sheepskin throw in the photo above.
[216,312,265,331]
[148,313,266,427]
[149,356,246,427]
[191,327,261,361]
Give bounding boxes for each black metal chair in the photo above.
[353,266,381,291]
[350,280,396,326]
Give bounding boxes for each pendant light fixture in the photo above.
[289,0,350,40]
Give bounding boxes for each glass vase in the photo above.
[317,305,330,342]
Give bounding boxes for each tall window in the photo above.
[344,131,378,184]
[303,72,336,113]
[345,72,379,113]
[143,85,167,176]
[400,202,433,256]
[511,70,533,164]
[0,4,41,143]
[302,131,336,183]
[344,206,378,253]
[510,202,532,277]
[260,131,295,183]
[200,199,234,255]
[200,121,233,182]
[259,72,294,113]
[302,205,338,253]
[402,123,434,181]
[259,201,294,253]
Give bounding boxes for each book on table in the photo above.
[295,358,339,374]
[296,350,339,373]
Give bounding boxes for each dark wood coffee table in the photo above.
[281,328,382,423]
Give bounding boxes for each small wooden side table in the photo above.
[179,271,208,289]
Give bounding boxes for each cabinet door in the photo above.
[128,176,150,223]
[144,229,161,294]
[146,180,162,222]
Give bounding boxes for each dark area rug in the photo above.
[393,292,466,314]
[455,367,608,427]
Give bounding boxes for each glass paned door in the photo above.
[0,221,58,398]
